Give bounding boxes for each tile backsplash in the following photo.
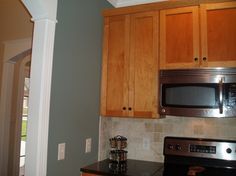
[98,116,236,162]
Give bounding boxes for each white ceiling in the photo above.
[107,0,167,7]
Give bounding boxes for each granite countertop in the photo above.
[80,159,164,176]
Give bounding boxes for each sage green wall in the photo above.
[47,1,112,176]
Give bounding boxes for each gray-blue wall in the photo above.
[47,1,112,175]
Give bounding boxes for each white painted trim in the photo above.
[22,0,58,22]
[12,56,31,176]
[0,63,14,176]
[2,38,32,62]
[107,0,167,7]
[20,0,58,175]
[106,0,118,7]
[98,116,102,161]
[24,19,56,176]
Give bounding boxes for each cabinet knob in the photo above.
[122,107,126,110]
[194,57,198,62]
[128,107,132,111]
[203,57,207,61]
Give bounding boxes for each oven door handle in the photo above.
[218,77,224,114]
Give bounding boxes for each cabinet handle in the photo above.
[194,57,198,62]
[203,57,207,61]
[128,107,132,111]
[122,107,126,110]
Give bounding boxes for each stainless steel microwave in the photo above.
[159,68,236,118]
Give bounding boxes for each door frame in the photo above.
[12,55,31,176]
[0,39,32,176]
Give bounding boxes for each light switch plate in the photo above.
[58,143,66,160]
[85,138,92,153]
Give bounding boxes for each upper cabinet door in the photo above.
[160,6,200,69]
[101,15,130,117]
[200,2,236,67]
[129,11,159,118]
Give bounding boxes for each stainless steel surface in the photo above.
[160,68,236,84]
[160,107,236,118]
[219,77,224,114]
[109,150,128,162]
[160,68,236,118]
[109,136,128,163]
[109,135,127,149]
[164,137,236,161]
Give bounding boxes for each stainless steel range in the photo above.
[154,136,236,176]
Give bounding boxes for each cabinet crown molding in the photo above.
[107,0,167,7]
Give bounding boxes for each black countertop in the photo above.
[80,159,164,176]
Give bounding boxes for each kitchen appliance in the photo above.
[159,68,236,117]
[153,136,236,176]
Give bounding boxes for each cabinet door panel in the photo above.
[160,6,200,69]
[200,2,236,67]
[101,16,129,116]
[129,11,158,118]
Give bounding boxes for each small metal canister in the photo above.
[109,150,128,162]
[109,135,127,150]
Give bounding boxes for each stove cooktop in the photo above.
[159,163,236,176]
[153,137,236,176]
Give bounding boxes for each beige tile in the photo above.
[99,116,236,162]
[154,123,163,132]
[153,133,162,142]
[163,123,173,133]
[145,122,155,132]
[193,125,204,135]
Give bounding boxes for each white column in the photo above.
[25,19,56,176]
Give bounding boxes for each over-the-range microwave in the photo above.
[159,68,236,118]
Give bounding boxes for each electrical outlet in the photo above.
[143,138,150,150]
[85,138,92,153]
[58,143,66,160]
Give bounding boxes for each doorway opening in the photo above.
[19,63,30,176]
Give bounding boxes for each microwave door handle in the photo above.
[219,77,224,114]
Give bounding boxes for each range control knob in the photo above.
[167,144,174,150]
[175,144,182,151]
[226,148,232,154]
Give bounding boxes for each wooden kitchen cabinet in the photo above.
[160,6,200,69]
[101,11,159,118]
[101,15,130,117]
[160,1,236,69]
[200,1,236,67]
